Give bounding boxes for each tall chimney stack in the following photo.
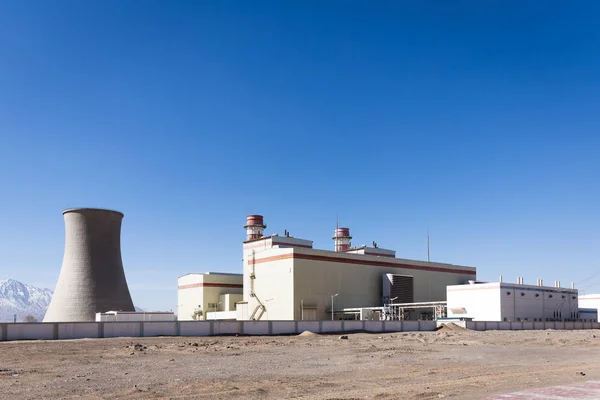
[333,227,352,252]
[244,215,266,241]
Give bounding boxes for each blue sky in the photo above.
[1,1,599,311]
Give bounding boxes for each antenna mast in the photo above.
[427,230,430,262]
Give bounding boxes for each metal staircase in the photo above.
[249,250,266,320]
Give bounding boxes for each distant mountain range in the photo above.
[0,279,145,322]
[0,279,53,322]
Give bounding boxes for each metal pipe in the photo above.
[331,293,338,321]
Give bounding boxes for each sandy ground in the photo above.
[1,326,600,399]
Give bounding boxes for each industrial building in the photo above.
[579,294,600,321]
[238,215,476,321]
[44,208,135,322]
[177,272,242,320]
[446,279,587,322]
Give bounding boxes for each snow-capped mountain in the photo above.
[0,279,147,322]
[0,279,53,322]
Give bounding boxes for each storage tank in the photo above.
[43,208,135,322]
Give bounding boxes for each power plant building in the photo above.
[44,208,135,322]
[238,215,476,321]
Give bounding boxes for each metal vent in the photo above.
[383,274,414,303]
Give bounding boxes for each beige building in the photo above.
[177,272,242,321]
[239,215,476,321]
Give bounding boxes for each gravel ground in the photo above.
[1,327,600,399]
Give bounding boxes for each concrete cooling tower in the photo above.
[44,208,135,322]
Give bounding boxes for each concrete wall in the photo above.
[7,323,55,340]
[463,320,600,331]
[58,323,100,340]
[3,318,599,342]
[0,320,437,342]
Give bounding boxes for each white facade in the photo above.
[95,311,175,322]
[177,272,242,321]
[447,282,580,322]
[578,294,600,313]
[579,295,600,321]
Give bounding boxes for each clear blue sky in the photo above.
[1,1,599,312]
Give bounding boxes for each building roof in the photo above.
[448,281,578,293]
[249,246,476,275]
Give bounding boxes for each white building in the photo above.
[177,272,242,321]
[447,280,581,322]
[579,294,600,321]
[95,311,175,322]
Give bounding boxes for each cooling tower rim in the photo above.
[62,208,124,217]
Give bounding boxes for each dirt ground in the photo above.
[1,326,599,399]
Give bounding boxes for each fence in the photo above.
[0,320,436,342]
[438,320,600,331]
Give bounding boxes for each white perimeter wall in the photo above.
[2,319,599,342]
[0,320,436,341]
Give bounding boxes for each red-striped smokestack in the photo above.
[244,215,266,241]
[333,227,352,252]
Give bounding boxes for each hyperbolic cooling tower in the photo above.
[43,208,135,322]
